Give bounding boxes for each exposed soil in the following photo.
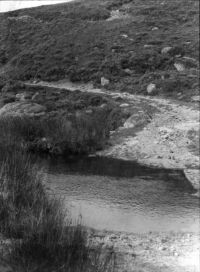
[1,231,199,272]
[89,230,200,272]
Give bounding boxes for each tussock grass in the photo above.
[0,149,115,271]
[0,105,120,155]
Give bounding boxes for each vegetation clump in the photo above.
[0,147,115,271]
[0,82,124,155]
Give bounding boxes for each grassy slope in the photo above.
[0,83,124,155]
[0,0,199,100]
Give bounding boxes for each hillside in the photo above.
[0,0,199,100]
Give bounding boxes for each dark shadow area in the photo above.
[44,156,195,192]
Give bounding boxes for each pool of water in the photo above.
[42,156,200,233]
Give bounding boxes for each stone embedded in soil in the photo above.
[120,103,129,108]
[161,46,173,54]
[101,77,110,86]
[147,83,157,95]
[0,101,46,117]
[174,63,185,71]
[152,27,159,31]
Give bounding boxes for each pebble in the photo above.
[152,27,159,31]
[144,44,154,48]
[124,68,132,74]
[121,34,128,38]
[174,63,185,72]
[85,109,93,114]
[161,46,173,54]
[120,103,129,108]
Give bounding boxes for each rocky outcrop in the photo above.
[0,102,46,117]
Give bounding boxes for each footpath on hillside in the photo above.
[26,79,200,193]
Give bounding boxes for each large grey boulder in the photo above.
[0,102,46,117]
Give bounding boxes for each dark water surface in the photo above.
[42,156,199,233]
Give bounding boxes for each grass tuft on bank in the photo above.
[0,148,115,271]
[0,103,122,155]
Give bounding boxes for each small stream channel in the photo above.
[41,156,200,233]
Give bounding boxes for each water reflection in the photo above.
[41,156,199,233]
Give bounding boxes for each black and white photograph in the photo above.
[0,0,199,271]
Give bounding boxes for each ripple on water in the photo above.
[41,156,200,233]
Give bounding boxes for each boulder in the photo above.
[174,63,185,72]
[147,83,157,95]
[0,102,46,117]
[191,95,200,102]
[161,46,184,56]
[121,34,128,38]
[101,77,110,87]
[161,47,173,54]
[124,68,132,75]
[152,27,159,31]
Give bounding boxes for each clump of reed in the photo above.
[0,148,115,271]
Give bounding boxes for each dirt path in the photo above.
[26,80,200,192]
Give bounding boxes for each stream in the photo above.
[42,156,200,233]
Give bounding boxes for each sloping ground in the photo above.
[100,93,199,168]
[1,230,199,272]
[24,79,200,192]
[89,231,200,272]
[0,0,199,101]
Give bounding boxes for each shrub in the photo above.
[0,104,121,155]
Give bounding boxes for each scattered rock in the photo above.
[124,68,132,75]
[159,246,167,251]
[174,63,185,71]
[85,109,93,114]
[121,34,128,38]
[16,92,31,101]
[120,103,129,108]
[147,83,157,95]
[110,234,118,240]
[101,77,110,87]
[161,47,173,54]
[100,103,107,108]
[144,44,154,48]
[191,95,200,102]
